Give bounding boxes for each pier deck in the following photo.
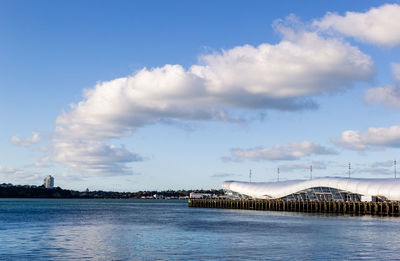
[188,199,400,216]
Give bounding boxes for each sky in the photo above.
[1,0,400,191]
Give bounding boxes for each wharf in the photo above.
[188,199,400,216]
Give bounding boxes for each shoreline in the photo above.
[0,183,223,199]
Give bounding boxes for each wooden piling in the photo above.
[188,198,400,217]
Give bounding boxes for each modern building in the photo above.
[43,175,54,189]
[222,177,400,202]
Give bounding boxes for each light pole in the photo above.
[310,165,313,180]
[277,168,280,182]
[249,169,252,183]
[348,162,351,178]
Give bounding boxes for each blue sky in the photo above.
[1,0,400,191]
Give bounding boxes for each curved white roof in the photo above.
[222,178,400,201]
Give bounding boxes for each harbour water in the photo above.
[1,199,400,260]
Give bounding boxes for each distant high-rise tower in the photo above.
[43,175,54,189]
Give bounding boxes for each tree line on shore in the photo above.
[0,183,224,199]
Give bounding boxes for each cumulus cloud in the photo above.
[51,18,373,176]
[229,141,337,161]
[278,161,328,172]
[0,166,19,175]
[365,63,400,107]
[356,162,395,176]
[28,157,53,168]
[9,172,42,182]
[192,32,373,103]
[56,31,373,141]
[11,131,40,147]
[314,4,400,46]
[358,167,392,176]
[371,160,395,168]
[349,161,396,176]
[333,125,400,150]
[51,140,143,175]
[210,172,242,179]
[0,166,41,182]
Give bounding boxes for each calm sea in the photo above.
[0,199,400,260]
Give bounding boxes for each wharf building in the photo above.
[43,175,54,189]
[222,178,400,202]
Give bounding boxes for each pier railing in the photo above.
[188,199,400,216]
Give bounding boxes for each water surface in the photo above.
[1,199,399,260]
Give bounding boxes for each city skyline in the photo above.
[1,0,400,191]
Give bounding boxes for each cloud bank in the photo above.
[371,160,395,168]
[314,4,400,46]
[230,141,337,161]
[0,166,41,182]
[210,172,242,179]
[333,125,400,150]
[355,161,396,176]
[11,132,40,147]
[50,19,373,176]
[365,63,400,107]
[278,161,328,172]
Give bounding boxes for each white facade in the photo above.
[43,175,54,189]
[222,177,400,201]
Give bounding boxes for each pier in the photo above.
[188,199,400,216]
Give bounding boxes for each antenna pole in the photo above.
[277,168,280,182]
[348,162,351,178]
[249,169,252,183]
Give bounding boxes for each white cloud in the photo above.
[0,166,18,175]
[356,162,394,176]
[0,166,41,182]
[371,160,395,168]
[56,31,373,141]
[51,140,142,176]
[314,4,400,46]
[230,141,337,161]
[193,31,373,102]
[51,20,373,176]
[348,161,396,176]
[9,172,42,182]
[278,161,327,172]
[11,131,40,147]
[210,173,242,179]
[333,125,400,150]
[365,63,400,107]
[357,167,392,176]
[31,157,52,168]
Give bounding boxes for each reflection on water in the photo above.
[1,199,400,260]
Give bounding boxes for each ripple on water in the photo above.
[1,199,400,260]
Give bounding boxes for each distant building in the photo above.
[153,193,164,199]
[43,175,54,189]
[189,192,212,199]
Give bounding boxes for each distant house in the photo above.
[43,175,54,189]
[189,193,212,199]
[153,193,164,199]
